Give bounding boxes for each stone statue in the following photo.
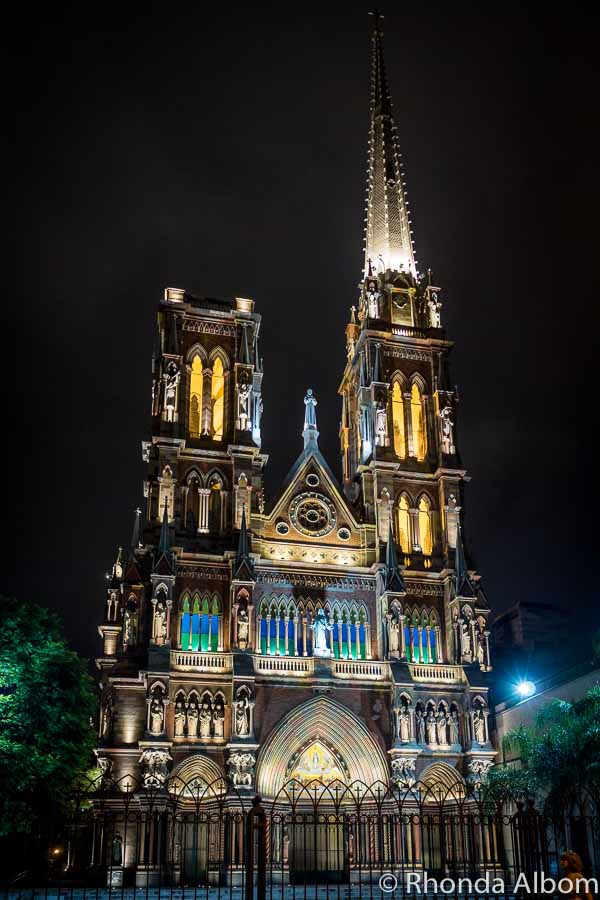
[149,696,164,734]
[388,617,400,655]
[303,389,317,429]
[100,689,114,739]
[164,366,180,422]
[449,709,460,745]
[427,291,442,328]
[123,609,136,647]
[416,708,426,744]
[476,632,486,667]
[228,751,255,788]
[426,710,437,744]
[212,700,225,738]
[140,748,171,788]
[154,601,167,643]
[237,608,249,648]
[467,758,493,785]
[310,608,332,657]
[237,382,252,431]
[390,756,416,790]
[235,694,250,737]
[174,700,186,737]
[111,832,123,866]
[461,622,472,657]
[374,401,388,446]
[440,405,454,454]
[399,705,411,743]
[473,708,486,744]
[186,700,199,738]
[97,756,113,787]
[199,701,212,738]
[436,711,448,745]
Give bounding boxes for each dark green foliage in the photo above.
[485,686,600,811]
[0,596,97,837]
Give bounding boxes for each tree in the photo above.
[485,686,600,812]
[0,596,97,838]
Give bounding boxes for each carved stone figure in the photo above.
[436,711,447,745]
[234,694,250,737]
[237,608,249,648]
[399,705,411,743]
[123,609,136,647]
[427,291,442,328]
[149,696,164,734]
[174,700,186,737]
[374,401,388,446]
[97,756,113,787]
[390,756,416,789]
[228,752,255,788]
[473,708,486,744]
[449,710,460,746]
[366,280,380,318]
[237,381,252,431]
[186,700,199,738]
[416,709,426,744]
[426,710,437,744]
[303,389,317,429]
[140,748,171,788]
[164,366,180,422]
[388,617,400,654]
[100,688,114,739]
[310,608,332,656]
[111,833,123,866]
[467,758,493,785]
[154,601,167,643]
[476,632,486,667]
[461,622,472,657]
[199,701,212,739]
[440,405,454,454]
[212,699,225,738]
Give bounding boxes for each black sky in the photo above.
[8,4,599,661]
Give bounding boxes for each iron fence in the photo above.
[1,777,598,900]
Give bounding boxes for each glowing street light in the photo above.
[516,680,536,699]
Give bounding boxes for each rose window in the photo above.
[289,492,336,537]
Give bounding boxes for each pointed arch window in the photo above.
[391,382,406,459]
[211,357,224,441]
[208,479,222,533]
[181,596,201,651]
[410,383,427,461]
[418,495,433,556]
[189,355,203,437]
[200,595,220,652]
[396,495,411,554]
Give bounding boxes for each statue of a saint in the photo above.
[174,700,186,737]
[237,382,252,431]
[461,622,472,657]
[199,701,212,738]
[427,291,442,328]
[310,608,332,657]
[186,700,199,738]
[399,706,411,743]
[123,609,136,647]
[374,402,388,446]
[154,601,167,643]
[235,694,250,737]
[426,710,437,744]
[213,700,225,738]
[416,709,426,744]
[388,617,399,654]
[476,632,486,667]
[164,366,180,422]
[303,389,318,430]
[449,709,460,745]
[436,711,447,745]
[440,406,454,454]
[149,696,164,734]
[237,608,249,648]
[473,708,486,744]
[111,833,123,866]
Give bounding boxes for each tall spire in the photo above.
[156,499,171,561]
[364,13,416,277]
[454,519,477,598]
[385,521,405,592]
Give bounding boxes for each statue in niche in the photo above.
[164,365,180,422]
[399,704,411,743]
[154,601,167,643]
[449,709,460,745]
[473,708,486,744]
[186,699,199,738]
[149,695,164,734]
[427,291,442,328]
[303,389,317,429]
[174,699,186,737]
[388,617,400,655]
[123,608,137,647]
[374,401,388,446]
[440,405,454,454]
[199,701,212,738]
[310,608,332,656]
[237,608,249,648]
[372,697,383,721]
[415,708,426,744]
[366,281,380,318]
[213,699,225,738]
[234,693,251,737]
[426,710,437,744]
[391,756,416,790]
[111,833,123,866]
[461,621,472,657]
[100,688,114,739]
[477,632,486,666]
[436,710,448,745]
[237,381,252,431]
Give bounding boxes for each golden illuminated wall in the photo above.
[418,495,433,555]
[211,357,224,440]
[396,495,411,553]
[410,383,426,460]
[189,355,203,436]
[391,382,406,458]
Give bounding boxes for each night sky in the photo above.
[9,6,599,662]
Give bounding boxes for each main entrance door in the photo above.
[289,816,347,884]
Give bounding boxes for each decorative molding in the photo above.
[405,582,445,597]
[177,567,229,580]
[256,571,373,591]
[182,321,236,336]
[383,348,430,362]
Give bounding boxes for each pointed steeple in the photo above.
[253,329,262,372]
[240,324,251,365]
[130,507,142,555]
[454,519,477,598]
[166,315,180,355]
[154,498,173,573]
[372,342,382,383]
[302,389,319,451]
[233,508,254,580]
[364,13,416,277]
[384,521,405,592]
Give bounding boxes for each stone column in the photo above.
[403,393,414,457]
[400,614,406,659]
[425,626,432,663]
[232,603,239,649]
[302,617,308,656]
[198,489,210,533]
[266,614,272,655]
[435,625,443,663]
[365,622,372,659]
[293,616,299,656]
[284,616,290,656]
[410,508,420,551]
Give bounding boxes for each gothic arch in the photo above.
[408,372,428,394]
[419,762,465,802]
[169,754,226,797]
[208,346,231,371]
[206,468,227,489]
[186,343,208,365]
[255,695,389,797]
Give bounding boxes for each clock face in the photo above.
[289,492,336,538]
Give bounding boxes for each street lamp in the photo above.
[516,680,536,699]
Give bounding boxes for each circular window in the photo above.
[289,492,336,537]
[337,527,351,541]
[275,521,289,535]
[306,473,320,487]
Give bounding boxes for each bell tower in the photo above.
[340,15,460,575]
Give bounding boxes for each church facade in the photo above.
[96,20,495,807]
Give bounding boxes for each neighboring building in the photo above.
[96,18,496,814]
